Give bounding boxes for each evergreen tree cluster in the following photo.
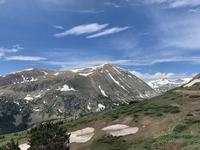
[0,139,20,150]
[0,122,70,150]
[28,122,70,150]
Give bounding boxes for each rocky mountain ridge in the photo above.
[0,64,156,134]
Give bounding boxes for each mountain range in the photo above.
[1,71,200,150]
[0,64,156,134]
[148,78,191,93]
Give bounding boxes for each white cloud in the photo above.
[0,45,23,59]
[156,11,200,50]
[126,0,200,52]
[87,26,130,38]
[189,8,200,13]
[43,54,200,71]
[169,0,200,8]
[54,23,108,38]
[5,56,47,61]
[131,70,196,82]
[104,2,121,8]
[145,0,200,8]
[0,45,23,53]
[44,59,129,70]
[126,56,200,66]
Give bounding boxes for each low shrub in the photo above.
[173,124,188,133]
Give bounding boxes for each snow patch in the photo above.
[13,75,38,85]
[54,72,60,76]
[112,66,121,74]
[14,101,19,105]
[43,71,48,75]
[33,108,40,112]
[57,109,63,113]
[79,72,94,76]
[24,68,34,71]
[139,93,145,98]
[70,127,95,143]
[19,143,30,150]
[98,85,108,97]
[87,103,91,110]
[58,84,76,92]
[24,95,33,101]
[108,72,128,92]
[184,79,200,87]
[149,78,191,89]
[35,94,41,98]
[118,77,131,88]
[102,124,139,137]
[128,75,132,78]
[96,104,105,111]
[71,64,105,73]
[21,75,38,83]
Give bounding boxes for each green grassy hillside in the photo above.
[1,82,200,149]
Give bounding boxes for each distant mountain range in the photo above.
[148,78,191,93]
[0,64,156,134]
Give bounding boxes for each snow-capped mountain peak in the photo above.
[148,78,191,93]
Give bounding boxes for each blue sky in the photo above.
[0,0,199,81]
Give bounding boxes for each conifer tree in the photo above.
[28,123,70,150]
[0,139,20,150]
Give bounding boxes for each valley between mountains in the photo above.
[0,64,200,150]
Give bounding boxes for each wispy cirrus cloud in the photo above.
[5,56,47,61]
[154,10,200,50]
[43,53,200,71]
[87,26,130,39]
[125,56,200,66]
[189,8,200,13]
[0,45,23,53]
[37,0,104,14]
[0,45,23,58]
[44,59,130,70]
[104,2,121,8]
[54,23,130,39]
[145,0,200,8]
[0,45,47,62]
[54,23,108,38]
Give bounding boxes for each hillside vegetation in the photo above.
[0,80,200,149]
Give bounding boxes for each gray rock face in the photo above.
[0,64,156,134]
